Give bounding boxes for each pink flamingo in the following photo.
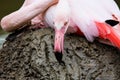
[1,0,120,62]
[45,0,120,53]
[45,0,70,53]
[67,0,120,48]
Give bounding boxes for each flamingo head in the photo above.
[53,0,70,63]
[54,15,70,53]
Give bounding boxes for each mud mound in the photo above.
[0,27,120,80]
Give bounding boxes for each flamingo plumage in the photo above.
[45,0,120,53]
[67,0,120,47]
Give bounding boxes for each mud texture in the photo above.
[0,27,120,80]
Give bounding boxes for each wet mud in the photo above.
[0,27,120,80]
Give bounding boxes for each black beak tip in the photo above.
[54,52,65,65]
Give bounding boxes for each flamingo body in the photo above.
[45,0,120,51]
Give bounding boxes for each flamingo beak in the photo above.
[54,29,65,64]
[54,23,69,63]
[54,21,69,53]
[54,29,64,53]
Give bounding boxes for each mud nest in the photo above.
[0,26,120,80]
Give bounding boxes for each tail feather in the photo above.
[95,21,120,48]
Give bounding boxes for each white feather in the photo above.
[44,0,120,42]
[68,0,120,41]
[44,5,56,28]
[99,0,120,19]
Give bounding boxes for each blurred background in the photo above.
[0,0,120,47]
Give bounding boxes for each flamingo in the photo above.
[1,0,120,62]
[67,0,120,48]
[45,0,120,52]
[44,0,71,62]
[46,0,70,53]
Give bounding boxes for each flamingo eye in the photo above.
[64,21,68,26]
